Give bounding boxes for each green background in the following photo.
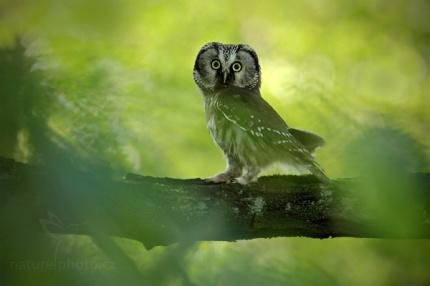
[1,0,430,285]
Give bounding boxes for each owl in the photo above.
[193,42,329,184]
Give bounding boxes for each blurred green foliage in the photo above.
[1,0,430,285]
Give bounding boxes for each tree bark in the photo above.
[0,156,429,248]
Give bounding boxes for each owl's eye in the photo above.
[211,59,221,70]
[231,62,242,72]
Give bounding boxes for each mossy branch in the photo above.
[0,157,429,248]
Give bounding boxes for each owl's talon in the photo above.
[205,173,235,184]
[232,177,247,185]
[233,174,259,185]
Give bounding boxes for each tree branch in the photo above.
[1,156,429,248]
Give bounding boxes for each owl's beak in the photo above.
[223,71,228,84]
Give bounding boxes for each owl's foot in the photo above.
[205,166,242,184]
[234,167,260,185]
[205,172,236,184]
[234,176,258,185]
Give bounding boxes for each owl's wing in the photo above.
[251,96,325,154]
[215,90,288,130]
[215,91,329,182]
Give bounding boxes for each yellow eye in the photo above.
[211,59,221,70]
[231,62,242,72]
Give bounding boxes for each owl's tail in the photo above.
[308,163,331,184]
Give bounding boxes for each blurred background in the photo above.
[1,0,430,285]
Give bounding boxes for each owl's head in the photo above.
[193,42,261,93]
